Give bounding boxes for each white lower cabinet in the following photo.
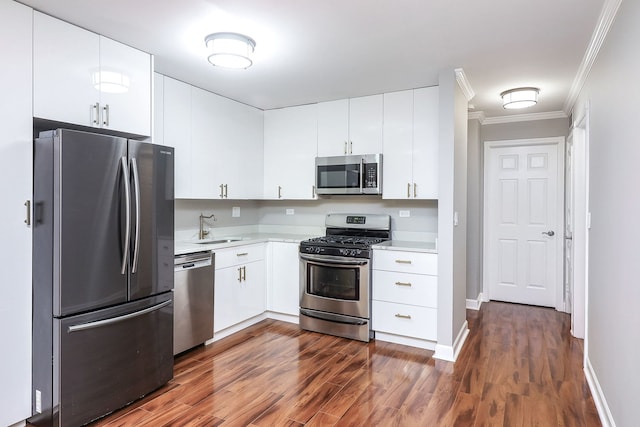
[214,244,266,333]
[372,249,438,346]
[266,242,300,317]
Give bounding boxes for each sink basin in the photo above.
[192,238,242,244]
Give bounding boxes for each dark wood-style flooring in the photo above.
[88,302,601,426]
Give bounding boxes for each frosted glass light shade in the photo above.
[205,32,256,69]
[500,87,539,109]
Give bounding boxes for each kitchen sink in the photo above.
[192,238,242,244]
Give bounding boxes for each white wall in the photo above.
[465,117,570,302]
[572,1,640,425]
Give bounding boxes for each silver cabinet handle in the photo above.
[24,200,31,226]
[395,314,412,319]
[236,252,249,257]
[238,267,242,282]
[407,183,411,198]
[219,184,224,198]
[349,141,353,154]
[131,158,141,274]
[278,185,282,199]
[344,141,348,155]
[242,266,246,281]
[224,184,228,198]
[414,183,417,198]
[312,185,316,199]
[395,259,412,264]
[395,281,412,287]
[542,230,555,237]
[103,104,110,126]
[120,157,131,275]
[92,102,100,125]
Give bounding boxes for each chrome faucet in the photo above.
[199,213,216,240]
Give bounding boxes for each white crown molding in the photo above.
[455,68,475,101]
[563,0,623,115]
[481,110,568,125]
[468,111,485,124]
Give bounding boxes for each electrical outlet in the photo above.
[232,207,240,217]
[286,208,295,215]
[399,210,410,218]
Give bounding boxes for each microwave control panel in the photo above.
[363,163,378,188]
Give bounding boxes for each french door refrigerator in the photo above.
[31,129,174,427]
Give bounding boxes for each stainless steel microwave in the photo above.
[315,154,382,195]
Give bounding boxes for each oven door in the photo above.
[299,253,370,318]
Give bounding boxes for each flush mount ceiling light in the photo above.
[500,87,539,109]
[204,32,256,69]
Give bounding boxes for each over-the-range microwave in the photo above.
[315,154,382,195]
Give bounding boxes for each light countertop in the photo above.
[372,240,438,254]
[175,232,316,255]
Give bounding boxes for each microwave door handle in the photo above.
[360,158,365,193]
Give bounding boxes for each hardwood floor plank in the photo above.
[77,302,601,427]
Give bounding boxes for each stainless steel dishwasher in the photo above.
[173,251,214,355]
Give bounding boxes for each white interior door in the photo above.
[484,138,564,308]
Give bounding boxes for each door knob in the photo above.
[542,230,555,236]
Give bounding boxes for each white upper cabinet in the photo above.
[163,76,192,198]
[263,104,318,200]
[317,95,383,156]
[33,11,152,136]
[153,72,164,146]
[0,1,33,424]
[382,87,439,199]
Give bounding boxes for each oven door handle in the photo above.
[300,254,369,266]
[300,308,368,326]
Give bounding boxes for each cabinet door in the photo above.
[33,11,100,127]
[190,87,219,199]
[238,260,266,321]
[317,99,349,156]
[220,100,264,199]
[99,36,152,136]
[263,104,318,199]
[214,266,239,332]
[382,90,414,199]
[153,72,164,145]
[0,1,32,424]
[163,77,192,198]
[268,242,301,315]
[348,94,383,155]
[412,86,439,199]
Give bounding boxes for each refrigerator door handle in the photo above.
[67,300,171,333]
[121,156,131,275]
[131,157,141,273]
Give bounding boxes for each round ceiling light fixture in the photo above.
[204,32,256,69]
[500,87,539,109]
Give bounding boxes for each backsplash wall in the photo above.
[176,197,438,240]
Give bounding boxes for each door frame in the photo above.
[482,137,566,311]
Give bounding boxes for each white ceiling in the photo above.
[19,0,605,118]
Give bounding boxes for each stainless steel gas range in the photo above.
[299,213,391,342]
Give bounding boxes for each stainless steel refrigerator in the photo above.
[31,128,174,427]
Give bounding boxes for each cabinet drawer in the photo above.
[214,244,265,269]
[372,301,437,341]
[373,250,437,275]
[372,270,437,308]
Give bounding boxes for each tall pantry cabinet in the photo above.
[0,1,33,425]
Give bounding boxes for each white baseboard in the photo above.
[584,357,616,427]
[207,313,268,343]
[433,320,469,362]
[466,293,483,310]
[374,331,436,351]
[266,311,299,325]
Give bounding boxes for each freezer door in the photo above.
[128,141,174,300]
[47,129,130,316]
[56,294,173,426]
